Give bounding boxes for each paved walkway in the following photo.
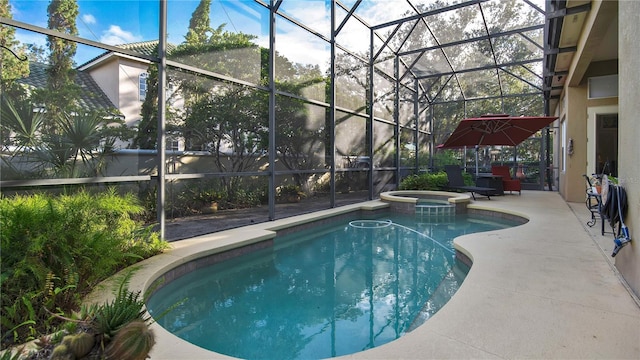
[346,191,640,359]
[131,191,639,359]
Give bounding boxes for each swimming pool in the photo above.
[146,213,519,359]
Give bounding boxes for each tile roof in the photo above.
[16,62,120,115]
[117,40,177,57]
[78,40,177,68]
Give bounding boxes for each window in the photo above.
[139,72,148,101]
[168,140,179,151]
[588,75,618,99]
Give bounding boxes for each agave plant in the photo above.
[92,284,148,340]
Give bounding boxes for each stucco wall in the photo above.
[116,58,148,127]
[617,0,640,298]
[561,86,588,202]
[87,58,121,108]
[559,86,617,203]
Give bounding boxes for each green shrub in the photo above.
[0,189,167,347]
[399,171,475,191]
[399,172,449,190]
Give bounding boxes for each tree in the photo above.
[21,43,48,64]
[0,0,30,94]
[0,94,44,152]
[46,0,78,86]
[172,15,262,164]
[33,0,80,125]
[334,51,369,114]
[38,111,124,177]
[134,0,258,151]
[273,80,326,180]
[185,0,211,45]
[187,85,268,183]
[134,61,159,149]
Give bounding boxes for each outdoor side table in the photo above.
[476,174,504,195]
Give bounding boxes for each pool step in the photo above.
[415,203,455,217]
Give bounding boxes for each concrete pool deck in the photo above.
[114,190,639,359]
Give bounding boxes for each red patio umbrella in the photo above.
[438,114,559,148]
[438,114,558,175]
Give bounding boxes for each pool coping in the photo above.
[380,190,471,215]
[86,191,640,359]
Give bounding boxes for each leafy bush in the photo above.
[399,171,474,191]
[399,172,450,190]
[0,189,167,348]
[425,150,462,170]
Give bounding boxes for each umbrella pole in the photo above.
[475,145,479,177]
[463,146,467,172]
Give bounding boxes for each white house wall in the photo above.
[116,57,149,128]
[85,55,150,129]
[85,58,121,113]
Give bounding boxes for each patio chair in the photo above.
[491,165,522,194]
[444,165,495,200]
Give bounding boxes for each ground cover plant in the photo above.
[0,189,167,350]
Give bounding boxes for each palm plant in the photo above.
[1,95,131,179]
[41,111,121,177]
[0,95,46,178]
[0,94,45,151]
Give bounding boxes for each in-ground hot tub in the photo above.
[379,190,471,215]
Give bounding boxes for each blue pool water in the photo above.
[146,213,519,359]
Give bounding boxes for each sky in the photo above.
[6,0,545,69]
[9,0,194,64]
[6,0,414,68]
